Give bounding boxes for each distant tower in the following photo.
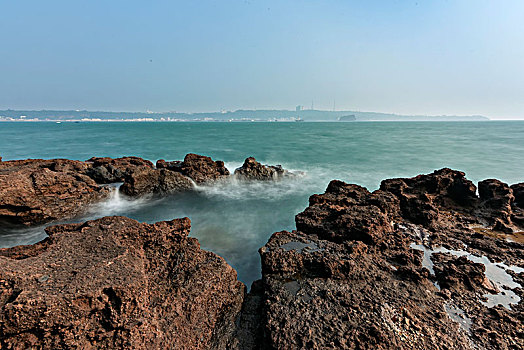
[333,99,336,112]
[311,101,314,110]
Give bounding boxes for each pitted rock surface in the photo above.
[0,216,245,349]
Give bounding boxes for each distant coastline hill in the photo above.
[0,109,490,122]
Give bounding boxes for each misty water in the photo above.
[1,121,524,287]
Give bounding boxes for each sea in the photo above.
[1,121,523,287]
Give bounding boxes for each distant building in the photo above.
[296,105,303,112]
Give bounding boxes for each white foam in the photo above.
[194,167,311,201]
[88,183,159,216]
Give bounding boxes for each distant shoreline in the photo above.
[0,108,490,122]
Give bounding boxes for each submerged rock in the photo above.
[0,216,245,349]
[234,157,289,181]
[0,159,109,226]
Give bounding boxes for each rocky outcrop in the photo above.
[0,216,245,349]
[379,168,478,228]
[120,167,193,196]
[234,157,289,181]
[251,168,524,349]
[0,154,231,226]
[0,159,109,226]
[85,157,154,184]
[295,181,398,244]
[511,183,524,208]
[166,154,230,184]
[156,159,182,172]
[2,161,523,349]
[478,179,515,232]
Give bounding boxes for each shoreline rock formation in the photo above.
[0,154,239,226]
[1,159,523,349]
[0,216,244,349]
[234,157,290,180]
[0,159,110,226]
[252,168,524,349]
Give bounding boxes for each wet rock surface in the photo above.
[234,157,289,180]
[249,168,524,349]
[0,216,245,349]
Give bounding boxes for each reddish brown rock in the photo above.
[252,169,524,350]
[258,230,471,349]
[120,167,193,196]
[156,159,183,171]
[0,216,245,349]
[478,179,517,233]
[295,180,397,244]
[172,154,230,184]
[85,156,154,184]
[234,157,288,181]
[0,159,109,226]
[380,168,478,228]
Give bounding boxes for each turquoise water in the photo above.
[1,121,524,286]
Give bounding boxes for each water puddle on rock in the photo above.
[279,241,322,253]
[410,243,522,309]
[444,303,472,333]
[470,225,524,244]
[284,280,300,295]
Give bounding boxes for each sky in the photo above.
[1,0,523,119]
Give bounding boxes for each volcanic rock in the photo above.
[234,157,289,181]
[295,181,397,244]
[156,159,183,172]
[380,168,478,228]
[85,156,154,184]
[511,183,524,208]
[0,159,109,226]
[164,154,230,184]
[0,216,245,349]
[120,167,193,196]
[252,168,524,349]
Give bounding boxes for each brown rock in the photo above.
[258,230,472,349]
[432,254,487,291]
[85,156,154,184]
[295,180,396,244]
[380,168,478,228]
[234,157,289,180]
[156,159,183,171]
[252,169,524,350]
[0,159,109,226]
[478,179,515,232]
[511,183,524,208]
[120,167,193,196]
[0,216,245,349]
[172,154,230,184]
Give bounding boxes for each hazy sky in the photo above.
[1,1,523,119]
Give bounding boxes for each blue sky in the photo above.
[1,0,523,119]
